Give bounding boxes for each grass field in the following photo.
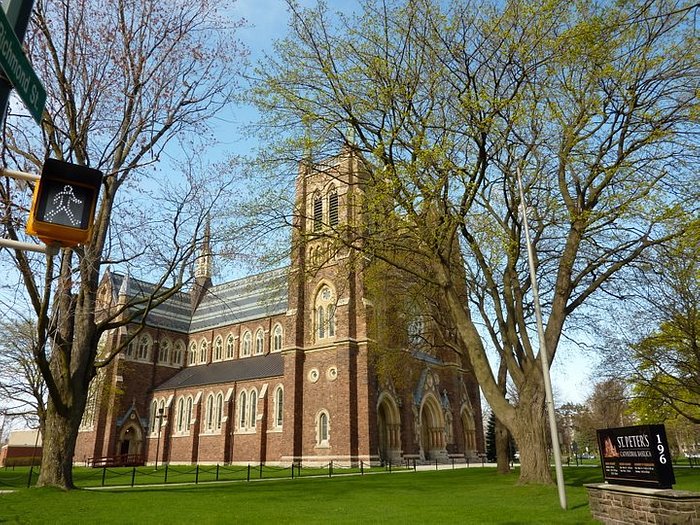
[1,466,699,524]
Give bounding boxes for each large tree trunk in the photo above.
[510,387,553,485]
[495,417,511,474]
[36,399,82,489]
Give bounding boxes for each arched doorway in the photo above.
[419,394,446,461]
[461,406,477,457]
[117,423,143,460]
[377,394,401,464]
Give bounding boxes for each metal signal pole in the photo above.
[516,166,567,510]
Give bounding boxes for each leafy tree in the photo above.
[248,0,699,484]
[627,224,700,423]
[0,0,244,489]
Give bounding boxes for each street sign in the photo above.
[0,5,45,124]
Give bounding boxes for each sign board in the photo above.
[0,5,46,124]
[596,424,675,489]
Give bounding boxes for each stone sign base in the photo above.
[585,483,700,524]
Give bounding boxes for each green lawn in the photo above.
[1,466,698,524]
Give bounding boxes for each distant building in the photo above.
[0,430,42,467]
[75,146,483,467]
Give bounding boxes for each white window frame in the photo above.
[225,334,235,359]
[215,392,224,430]
[316,410,330,447]
[213,336,223,361]
[274,385,284,429]
[205,393,215,432]
[254,329,264,355]
[315,285,336,341]
[137,334,152,361]
[272,324,283,352]
[249,389,257,430]
[241,331,252,357]
[199,339,208,364]
[172,341,185,366]
[158,339,171,364]
[188,343,197,365]
[238,390,248,429]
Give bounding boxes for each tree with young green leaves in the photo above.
[248,0,699,484]
[624,222,700,423]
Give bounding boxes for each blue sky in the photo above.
[223,0,595,406]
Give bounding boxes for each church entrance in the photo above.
[419,395,446,461]
[117,424,143,460]
[461,406,477,457]
[377,395,401,465]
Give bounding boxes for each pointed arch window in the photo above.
[176,397,185,432]
[408,315,425,347]
[125,338,136,358]
[158,339,170,364]
[313,193,323,232]
[215,392,224,430]
[80,372,101,430]
[185,396,193,429]
[272,324,283,352]
[205,394,215,431]
[238,390,248,429]
[225,335,235,359]
[150,400,159,433]
[172,341,185,366]
[328,189,339,227]
[249,389,257,430]
[213,337,223,361]
[188,343,197,365]
[199,340,208,364]
[254,329,264,355]
[137,334,152,361]
[315,286,336,341]
[274,385,284,428]
[241,331,252,357]
[316,410,330,446]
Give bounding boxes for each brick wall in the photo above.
[586,483,700,524]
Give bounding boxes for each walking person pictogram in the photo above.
[44,184,83,226]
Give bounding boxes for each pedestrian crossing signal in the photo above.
[26,159,103,247]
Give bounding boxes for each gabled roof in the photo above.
[105,267,289,334]
[109,273,193,333]
[154,353,284,391]
[189,268,288,333]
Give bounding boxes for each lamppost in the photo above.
[154,407,164,470]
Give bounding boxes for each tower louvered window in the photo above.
[328,190,338,226]
[313,194,323,231]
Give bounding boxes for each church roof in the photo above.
[153,353,284,391]
[110,273,192,333]
[107,267,289,334]
[189,267,288,333]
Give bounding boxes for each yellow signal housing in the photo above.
[26,159,103,247]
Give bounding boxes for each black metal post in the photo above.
[154,407,164,470]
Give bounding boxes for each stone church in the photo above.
[74,145,483,467]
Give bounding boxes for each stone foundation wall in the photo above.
[586,483,700,525]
